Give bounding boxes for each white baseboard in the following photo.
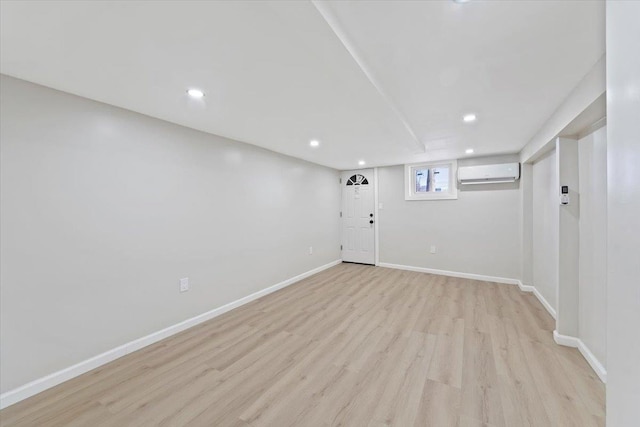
[377,262,520,285]
[377,263,559,320]
[517,281,557,320]
[516,282,535,292]
[531,287,557,320]
[554,330,607,383]
[0,259,342,410]
[553,329,581,347]
[376,262,605,383]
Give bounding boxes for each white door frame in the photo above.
[340,168,377,265]
[374,167,379,266]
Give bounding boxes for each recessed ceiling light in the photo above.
[309,139,320,147]
[358,160,366,166]
[465,148,474,154]
[463,113,477,122]
[187,88,205,99]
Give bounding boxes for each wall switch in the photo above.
[309,246,313,255]
[379,202,384,209]
[179,277,189,293]
[430,245,437,254]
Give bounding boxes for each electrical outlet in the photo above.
[179,277,189,293]
[309,246,313,255]
[430,245,437,254]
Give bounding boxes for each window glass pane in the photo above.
[431,166,449,192]
[415,168,430,193]
[405,160,457,200]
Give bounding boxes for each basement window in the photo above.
[405,160,458,200]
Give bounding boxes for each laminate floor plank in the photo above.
[0,264,604,426]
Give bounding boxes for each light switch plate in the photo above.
[179,277,189,292]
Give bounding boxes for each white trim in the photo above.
[532,287,557,319]
[553,330,580,347]
[376,262,604,383]
[374,167,380,266]
[554,331,607,383]
[377,263,558,320]
[577,339,607,384]
[404,160,459,201]
[378,262,519,285]
[518,281,557,320]
[0,259,342,410]
[516,281,535,292]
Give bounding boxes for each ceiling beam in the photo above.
[520,55,605,164]
[311,0,425,154]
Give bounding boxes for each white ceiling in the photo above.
[0,0,604,170]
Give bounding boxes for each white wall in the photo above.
[520,163,534,286]
[532,149,558,311]
[606,1,640,425]
[578,126,607,368]
[556,137,580,338]
[377,155,521,280]
[0,75,341,394]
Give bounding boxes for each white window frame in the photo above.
[404,160,458,201]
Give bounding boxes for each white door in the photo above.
[341,169,375,265]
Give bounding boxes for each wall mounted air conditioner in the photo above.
[457,162,520,185]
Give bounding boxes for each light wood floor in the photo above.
[0,263,605,426]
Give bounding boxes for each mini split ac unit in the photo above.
[457,162,520,185]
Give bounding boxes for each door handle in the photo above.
[369,220,374,224]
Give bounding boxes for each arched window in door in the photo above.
[346,174,369,186]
